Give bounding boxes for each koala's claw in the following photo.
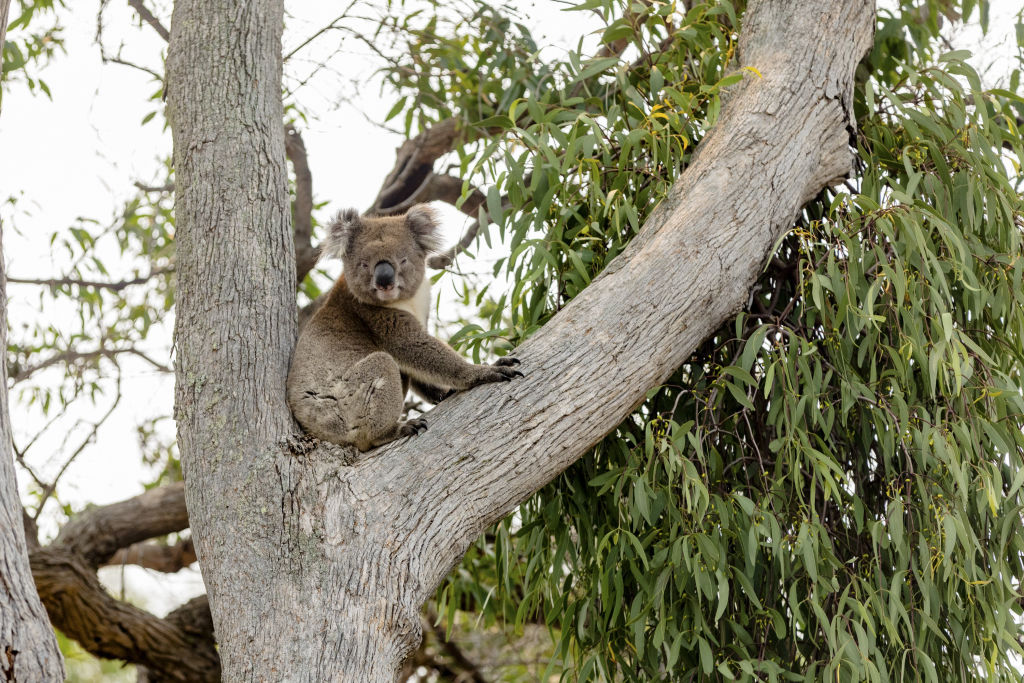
[494,357,520,367]
[400,418,428,437]
[492,364,524,381]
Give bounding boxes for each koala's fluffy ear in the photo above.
[405,204,444,254]
[321,208,360,259]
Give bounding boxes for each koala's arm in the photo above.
[367,309,520,391]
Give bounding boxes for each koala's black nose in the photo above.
[373,261,396,290]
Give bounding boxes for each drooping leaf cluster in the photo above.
[379,0,1024,680]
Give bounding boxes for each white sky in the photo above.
[1,0,1019,615]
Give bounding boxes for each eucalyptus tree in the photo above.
[3,0,1023,681]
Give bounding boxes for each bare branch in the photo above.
[368,118,461,214]
[105,536,196,573]
[54,482,188,568]
[134,180,175,193]
[376,172,486,218]
[34,388,122,519]
[7,267,170,292]
[101,54,164,80]
[126,0,170,42]
[282,1,359,62]
[135,596,216,683]
[285,124,316,284]
[11,346,172,384]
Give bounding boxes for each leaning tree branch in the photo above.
[347,0,874,672]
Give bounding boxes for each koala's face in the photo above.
[323,205,443,305]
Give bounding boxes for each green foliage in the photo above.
[385,0,1024,679]
[10,178,175,415]
[1,0,66,102]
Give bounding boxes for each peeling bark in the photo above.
[166,0,873,680]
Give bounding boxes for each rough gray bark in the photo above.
[166,0,873,680]
[1,2,67,678]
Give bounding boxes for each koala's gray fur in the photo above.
[286,205,522,451]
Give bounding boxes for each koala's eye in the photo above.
[400,258,409,265]
[359,262,369,269]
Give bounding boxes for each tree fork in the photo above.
[166,1,873,680]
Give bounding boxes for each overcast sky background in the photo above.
[1,1,1019,616]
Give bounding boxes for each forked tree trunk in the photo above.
[166,0,873,680]
[0,1,67,679]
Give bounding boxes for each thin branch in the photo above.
[11,346,173,384]
[101,54,164,81]
[126,0,170,42]
[282,1,359,62]
[8,266,170,292]
[134,181,175,193]
[427,192,513,270]
[33,388,122,520]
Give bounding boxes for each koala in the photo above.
[286,204,522,451]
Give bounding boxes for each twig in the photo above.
[282,1,360,63]
[34,387,122,519]
[134,181,175,193]
[126,0,170,42]
[11,346,173,384]
[8,267,170,292]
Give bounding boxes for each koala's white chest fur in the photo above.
[384,279,431,326]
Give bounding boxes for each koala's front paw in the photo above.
[398,417,428,437]
[470,359,524,387]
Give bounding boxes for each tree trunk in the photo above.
[166,0,873,680]
[1,3,67,679]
